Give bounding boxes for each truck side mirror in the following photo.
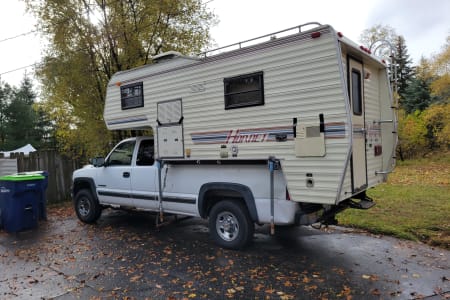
[90,157,106,167]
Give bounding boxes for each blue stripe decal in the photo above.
[191,124,348,144]
[107,116,148,125]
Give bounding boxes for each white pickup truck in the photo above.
[72,136,366,249]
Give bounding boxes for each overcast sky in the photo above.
[0,0,449,87]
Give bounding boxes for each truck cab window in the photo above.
[136,140,155,166]
[107,141,135,166]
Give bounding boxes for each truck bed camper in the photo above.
[72,22,397,249]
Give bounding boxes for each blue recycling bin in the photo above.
[8,171,49,220]
[0,173,45,232]
[25,171,48,220]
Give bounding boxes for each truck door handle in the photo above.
[123,172,130,178]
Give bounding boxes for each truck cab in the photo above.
[73,137,157,209]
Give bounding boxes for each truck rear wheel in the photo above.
[74,189,101,224]
[208,200,254,250]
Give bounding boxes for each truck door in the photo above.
[96,140,135,205]
[348,58,368,193]
[131,139,158,210]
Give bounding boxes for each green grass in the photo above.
[338,152,450,249]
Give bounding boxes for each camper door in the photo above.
[348,58,368,193]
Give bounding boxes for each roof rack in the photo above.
[200,22,322,58]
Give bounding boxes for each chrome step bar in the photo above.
[373,119,394,124]
[375,170,393,175]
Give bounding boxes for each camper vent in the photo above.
[152,51,183,63]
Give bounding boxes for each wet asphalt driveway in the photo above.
[0,205,449,299]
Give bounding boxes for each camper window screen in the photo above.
[224,72,264,109]
[121,82,144,110]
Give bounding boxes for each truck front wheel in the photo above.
[208,200,254,250]
[74,189,102,224]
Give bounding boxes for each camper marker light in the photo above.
[311,32,321,38]
[337,32,344,38]
[359,45,372,54]
[115,82,122,87]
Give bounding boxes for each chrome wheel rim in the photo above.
[78,197,91,217]
[216,211,239,242]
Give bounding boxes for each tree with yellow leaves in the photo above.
[430,36,450,102]
[25,0,217,159]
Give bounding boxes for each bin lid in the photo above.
[0,174,45,181]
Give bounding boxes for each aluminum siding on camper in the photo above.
[364,62,384,188]
[105,26,350,205]
[104,57,198,129]
[337,44,395,199]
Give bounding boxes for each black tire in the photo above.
[74,189,102,224]
[208,200,254,250]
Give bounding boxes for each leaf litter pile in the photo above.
[388,160,450,186]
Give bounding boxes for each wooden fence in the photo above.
[10,151,82,203]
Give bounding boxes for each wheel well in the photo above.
[198,183,258,222]
[203,189,243,217]
[73,178,97,200]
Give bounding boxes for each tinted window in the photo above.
[136,139,154,166]
[351,69,362,115]
[224,72,264,109]
[121,82,144,110]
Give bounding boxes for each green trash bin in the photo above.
[0,173,45,232]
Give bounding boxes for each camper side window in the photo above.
[351,69,362,115]
[121,82,144,110]
[224,72,264,109]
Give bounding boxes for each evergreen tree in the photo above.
[402,57,440,114]
[34,104,56,149]
[14,74,36,105]
[402,77,435,114]
[4,75,40,150]
[0,83,13,150]
[394,35,414,103]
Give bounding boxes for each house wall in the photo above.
[0,159,18,177]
